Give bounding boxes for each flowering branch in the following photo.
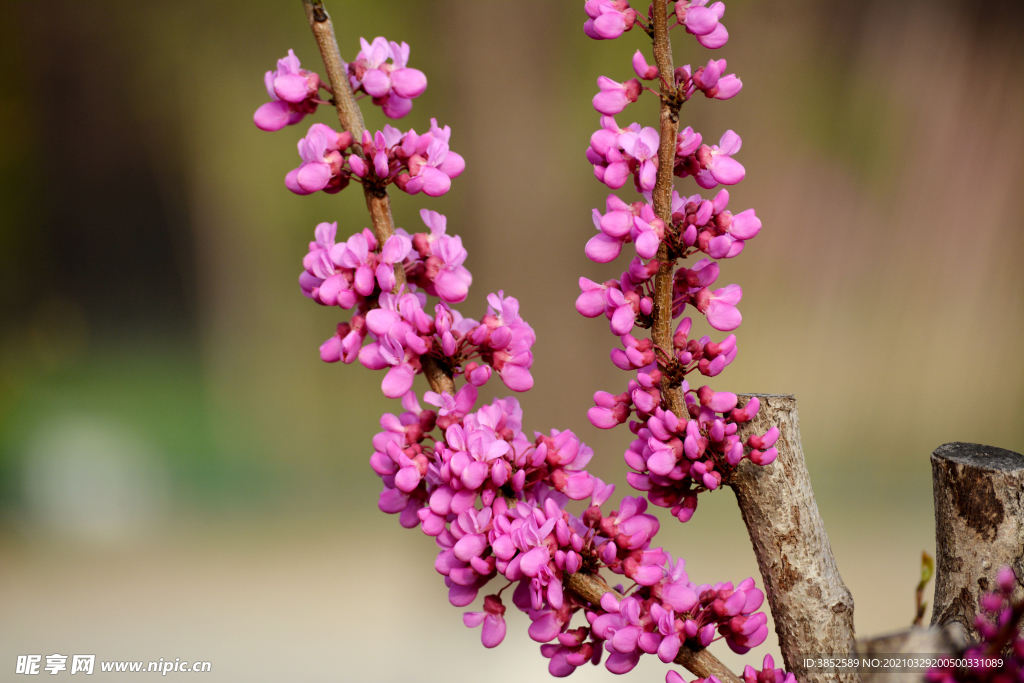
[302,0,457,393]
[302,0,403,289]
[258,3,799,683]
[258,5,1024,683]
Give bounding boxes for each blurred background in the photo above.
[1,0,1021,680]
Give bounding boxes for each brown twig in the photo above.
[649,0,684,418]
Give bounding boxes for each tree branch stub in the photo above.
[930,442,1024,643]
[731,394,857,683]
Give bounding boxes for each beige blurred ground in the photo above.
[0,0,1021,681]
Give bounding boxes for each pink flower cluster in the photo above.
[253,38,428,131]
[370,387,771,673]
[576,257,659,336]
[346,37,427,118]
[583,0,729,48]
[254,41,460,197]
[590,565,767,668]
[254,50,323,131]
[301,211,538,398]
[286,119,464,197]
[927,567,1024,683]
[582,188,759,267]
[587,117,744,193]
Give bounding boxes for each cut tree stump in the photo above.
[931,442,1024,642]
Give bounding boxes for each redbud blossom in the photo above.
[584,0,637,40]
[254,50,321,131]
[593,76,642,115]
[348,37,428,119]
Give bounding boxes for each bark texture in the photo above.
[731,394,857,683]
[930,442,1024,642]
[649,0,685,418]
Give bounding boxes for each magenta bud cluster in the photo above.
[285,118,465,197]
[588,118,745,193]
[298,210,535,398]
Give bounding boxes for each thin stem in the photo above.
[649,0,684,418]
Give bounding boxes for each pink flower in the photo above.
[285,124,353,195]
[619,126,660,192]
[463,595,507,648]
[254,50,321,131]
[743,655,797,683]
[375,234,412,293]
[336,232,378,296]
[588,116,640,189]
[728,208,761,239]
[348,37,428,119]
[692,59,743,100]
[430,235,472,303]
[583,0,638,40]
[695,283,742,331]
[677,1,729,49]
[576,278,613,318]
[585,194,637,263]
[593,76,641,115]
[632,51,658,80]
[425,384,478,423]
[481,292,536,392]
[696,130,745,188]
